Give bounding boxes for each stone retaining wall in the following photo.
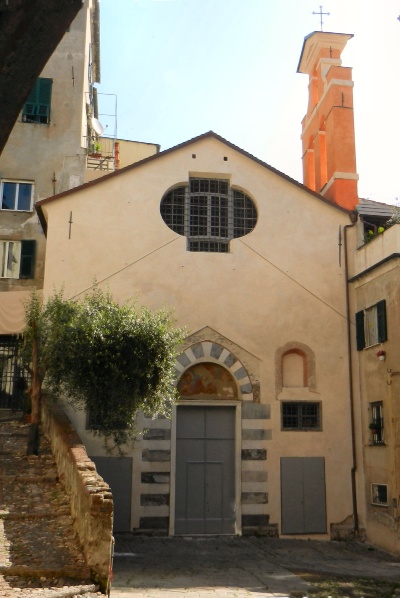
[40,398,113,593]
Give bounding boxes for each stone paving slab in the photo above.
[109,535,400,598]
[111,537,309,598]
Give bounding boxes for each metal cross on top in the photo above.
[313,5,330,31]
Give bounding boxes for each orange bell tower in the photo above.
[297,32,359,211]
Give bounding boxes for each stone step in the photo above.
[0,418,92,587]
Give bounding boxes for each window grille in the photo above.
[0,336,31,410]
[160,179,257,252]
[282,402,321,430]
[370,401,384,444]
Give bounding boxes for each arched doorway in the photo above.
[174,362,238,535]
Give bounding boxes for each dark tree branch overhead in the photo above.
[0,0,83,154]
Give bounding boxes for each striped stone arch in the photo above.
[175,341,254,401]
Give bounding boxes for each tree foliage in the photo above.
[23,289,185,449]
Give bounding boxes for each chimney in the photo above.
[297,32,359,210]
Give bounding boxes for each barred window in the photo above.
[369,401,384,444]
[282,402,321,431]
[160,178,257,252]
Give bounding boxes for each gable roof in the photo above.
[36,131,352,235]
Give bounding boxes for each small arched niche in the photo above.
[177,363,238,400]
[275,342,316,398]
[282,349,307,388]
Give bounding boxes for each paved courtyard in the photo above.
[110,535,400,597]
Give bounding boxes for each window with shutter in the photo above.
[356,300,387,350]
[0,240,35,279]
[22,78,52,124]
[20,241,36,279]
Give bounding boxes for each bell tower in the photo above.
[297,32,359,211]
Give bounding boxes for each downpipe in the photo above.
[343,215,359,534]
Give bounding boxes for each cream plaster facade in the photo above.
[347,224,400,554]
[38,132,357,537]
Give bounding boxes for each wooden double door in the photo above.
[175,405,236,535]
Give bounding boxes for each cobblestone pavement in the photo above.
[110,535,400,598]
[0,414,100,598]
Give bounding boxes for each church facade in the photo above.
[34,29,400,552]
[37,121,356,537]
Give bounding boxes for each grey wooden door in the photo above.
[175,406,235,535]
[92,456,132,532]
[281,456,327,534]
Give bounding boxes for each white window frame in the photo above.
[365,304,379,347]
[1,180,34,212]
[0,241,22,279]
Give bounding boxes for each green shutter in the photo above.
[19,241,35,279]
[22,78,52,123]
[377,300,387,343]
[355,310,365,351]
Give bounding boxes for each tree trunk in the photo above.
[27,423,40,456]
[26,332,42,456]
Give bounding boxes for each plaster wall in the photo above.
[117,139,160,169]
[0,1,94,327]
[41,135,355,536]
[0,0,94,200]
[352,251,400,554]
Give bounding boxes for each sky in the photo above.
[97,0,400,203]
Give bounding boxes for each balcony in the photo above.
[349,223,400,281]
[85,137,117,181]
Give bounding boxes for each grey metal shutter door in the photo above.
[92,456,132,532]
[175,406,235,535]
[281,456,326,534]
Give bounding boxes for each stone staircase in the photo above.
[0,412,98,596]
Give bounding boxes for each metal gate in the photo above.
[175,405,236,535]
[281,456,327,534]
[0,336,31,410]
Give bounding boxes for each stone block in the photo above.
[141,472,170,484]
[140,493,170,506]
[142,449,171,462]
[143,428,171,440]
[241,449,267,461]
[191,343,205,358]
[242,470,268,483]
[242,429,270,441]
[241,492,268,504]
[242,402,270,419]
[139,516,169,530]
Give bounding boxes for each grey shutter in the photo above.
[377,300,387,343]
[19,240,35,279]
[355,310,365,351]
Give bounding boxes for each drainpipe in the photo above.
[343,212,359,533]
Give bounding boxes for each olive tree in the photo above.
[23,289,185,454]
